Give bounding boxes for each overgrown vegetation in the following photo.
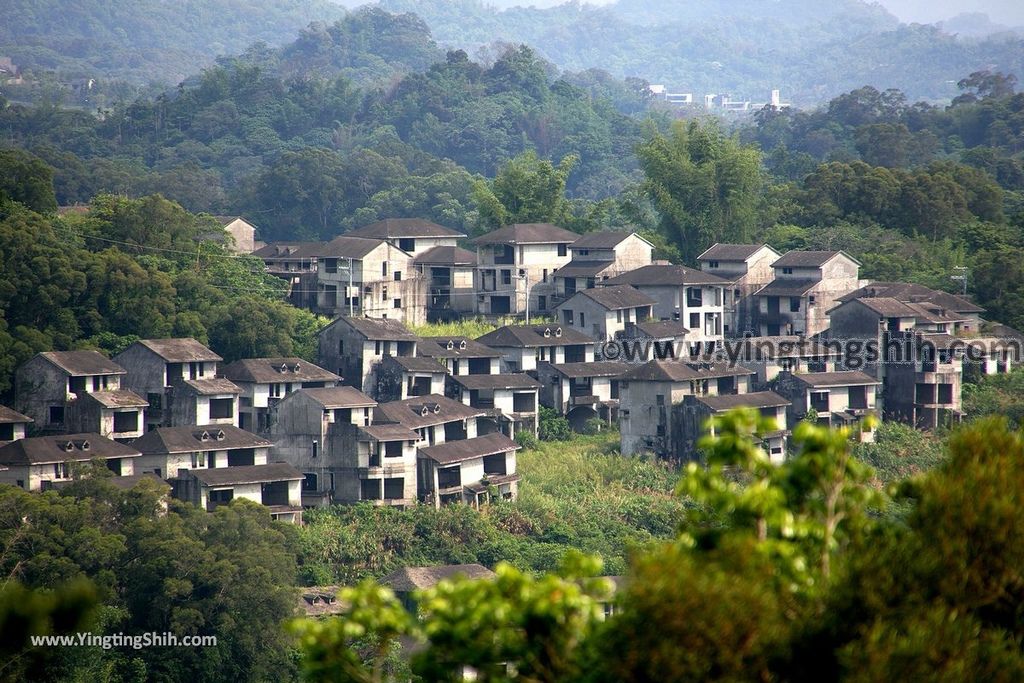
[298,431,683,584]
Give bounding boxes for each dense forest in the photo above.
[377,0,1024,103]
[0,0,344,85]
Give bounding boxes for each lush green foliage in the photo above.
[963,366,1024,425]
[0,0,345,85]
[0,192,326,396]
[380,0,1024,104]
[0,469,301,682]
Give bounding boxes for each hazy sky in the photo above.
[489,1,1024,25]
[876,0,1024,25]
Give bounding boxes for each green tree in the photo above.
[636,120,762,262]
[472,151,578,229]
[0,149,58,214]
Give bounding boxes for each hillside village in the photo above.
[1,216,1018,518]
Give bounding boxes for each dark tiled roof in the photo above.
[348,219,464,239]
[133,425,271,454]
[80,390,148,409]
[299,386,376,408]
[754,279,819,297]
[733,336,841,358]
[0,405,31,424]
[570,230,640,249]
[790,371,880,387]
[252,242,324,259]
[320,235,385,259]
[412,245,477,266]
[842,297,920,318]
[696,391,790,411]
[604,264,728,287]
[182,378,240,396]
[189,462,302,486]
[374,395,485,429]
[620,360,754,382]
[135,339,222,362]
[418,433,519,465]
[0,434,140,465]
[904,302,968,324]
[386,356,448,373]
[419,337,501,359]
[545,361,631,378]
[39,351,125,376]
[838,282,984,314]
[473,223,579,245]
[221,358,340,384]
[697,243,776,262]
[451,374,541,390]
[772,250,859,268]
[567,285,655,310]
[476,325,595,348]
[331,316,418,341]
[634,320,689,338]
[552,260,616,279]
[381,564,496,591]
[357,424,419,442]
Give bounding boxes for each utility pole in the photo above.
[951,266,968,296]
[520,269,530,323]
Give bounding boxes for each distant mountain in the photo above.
[0,0,346,83]
[376,0,1024,104]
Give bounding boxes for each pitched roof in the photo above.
[552,260,616,279]
[0,405,32,424]
[451,374,542,390]
[329,316,418,341]
[634,320,689,338]
[79,389,148,409]
[132,425,271,454]
[564,285,655,311]
[603,264,728,287]
[135,339,221,362]
[385,356,448,373]
[298,386,376,409]
[418,433,519,465]
[903,302,968,324]
[181,378,240,396]
[419,337,501,359]
[381,564,496,592]
[790,371,880,387]
[473,223,579,245]
[357,424,419,442]
[619,360,754,382]
[38,351,125,376]
[412,245,477,266]
[844,297,920,318]
[772,250,860,268]
[374,395,485,429]
[188,462,302,486]
[570,230,645,249]
[0,434,140,465]
[320,235,386,259]
[348,218,464,239]
[220,358,340,384]
[753,279,819,297]
[695,391,791,411]
[476,325,595,348]
[838,282,984,314]
[544,361,631,378]
[252,242,324,259]
[697,243,777,262]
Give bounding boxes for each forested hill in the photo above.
[377,0,1024,104]
[0,0,345,84]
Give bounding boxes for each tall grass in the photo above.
[410,316,553,339]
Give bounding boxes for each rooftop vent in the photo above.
[459,340,467,350]
[215,430,225,441]
[433,403,441,414]
[554,327,563,337]
[447,340,455,350]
